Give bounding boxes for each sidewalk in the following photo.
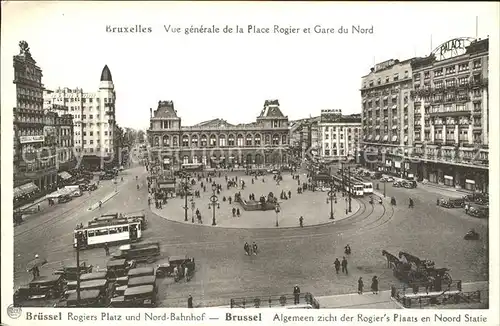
[315,281,488,309]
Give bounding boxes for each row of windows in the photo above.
[86,225,131,237]
[153,134,288,147]
[365,71,410,87]
[18,87,43,98]
[56,97,112,103]
[74,147,114,153]
[81,131,111,136]
[415,60,482,80]
[323,127,359,133]
[81,139,113,145]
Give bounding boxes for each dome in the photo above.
[100,65,113,82]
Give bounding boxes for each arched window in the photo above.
[200,135,207,147]
[210,135,217,147]
[183,155,189,164]
[272,134,280,145]
[281,135,287,145]
[237,134,244,146]
[254,134,261,146]
[154,136,159,146]
[193,156,198,164]
[191,135,198,147]
[219,134,226,147]
[265,134,270,145]
[228,134,235,146]
[182,135,189,147]
[246,134,252,146]
[172,136,178,146]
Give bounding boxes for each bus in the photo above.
[74,220,142,249]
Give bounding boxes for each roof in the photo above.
[30,274,61,284]
[67,289,100,302]
[107,259,126,267]
[194,118,234,128]
[259,100,285,118]
[128,267,155,277]
[153,101,178,118]
[80,279,107,289]
[80,272,107,281]
[100,65,113,82]
[124,285,154,296]
[128,275,156,287]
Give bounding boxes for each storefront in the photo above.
[444,175,454,187]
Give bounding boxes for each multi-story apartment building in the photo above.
[360,59,414,175]
[318,109,362,161]
[409,37,489,192]
[289,116,321,160]
[44,65,117,168]
[148,99,290,172]
[13,41,56,194]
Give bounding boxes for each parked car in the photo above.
[438,197,465,208]
[380,176,394,182]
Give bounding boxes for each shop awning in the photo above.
[392,136,398,142]
[58,171,72,180]
[392,125,397,129]
[15,182,40,198]
[375,126,380,129]
[383,106,388,110]
[383,96,388,100]
[159,183,176,189]
[404,125,408,129]
[392,95,397,99]
[404,104,408,108]
[383,135,389,141]
[362,99,366,103]
[404,136,408,142]
[375,135,380,141]
[392,105,397,109]
[368,135,373,140]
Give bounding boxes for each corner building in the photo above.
[360,59,415,175]
[409,38,489,192]
[148,100,290,171]
[318,109,361,161]
[44,65,117,168]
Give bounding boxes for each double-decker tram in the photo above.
[74,219,142,249]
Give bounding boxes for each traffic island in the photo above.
[88,190,120,211]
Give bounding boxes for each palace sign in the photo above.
[431,37,476,61]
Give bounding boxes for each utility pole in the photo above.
[348,167,352,212]
[76,233,81,305]
[184,174,188,222]
[341,163,345,196]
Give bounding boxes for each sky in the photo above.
[1,2,498,130]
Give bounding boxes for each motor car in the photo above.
[58,195,73,204]
[156,256,195,278]
[66,289,103,307]
[54,263,93,281]
[438,197,465,208]
[14,275,65,303]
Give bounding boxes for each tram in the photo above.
[73,219,142,249]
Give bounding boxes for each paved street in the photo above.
[13,164,488,308]
[152,172,360,228]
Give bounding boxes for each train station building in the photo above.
[147,99,291,173]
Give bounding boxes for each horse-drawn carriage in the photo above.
[382,250,452,286]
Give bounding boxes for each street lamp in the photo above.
[191,197,195,223]
[348,167,352,212]
[183,174,189,222]
[275,203,280,227]
[327,181,335,220]
[209,183,219,226]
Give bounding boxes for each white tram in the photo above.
[73,220,142,249]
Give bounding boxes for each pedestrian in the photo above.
[104,242,110,256]
[341,256,348,274]
[232,207,236,217]
[184,265,189,282]
[244,242,250,255]
[236,208,241,217]
[358,277,364,294]
[371,276,379,294]
[228,197,232,204]
[293,284,301,304]
[99,201,102,209]
[288,190,291,199]
[187,294,193,308]
[37,204,41,212]
[299,216,304,227]
[334,258,340,274]
[252,242,258,255]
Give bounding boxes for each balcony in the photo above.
[429,110,470,117]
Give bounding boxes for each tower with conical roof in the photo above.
[99,64,114,90]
